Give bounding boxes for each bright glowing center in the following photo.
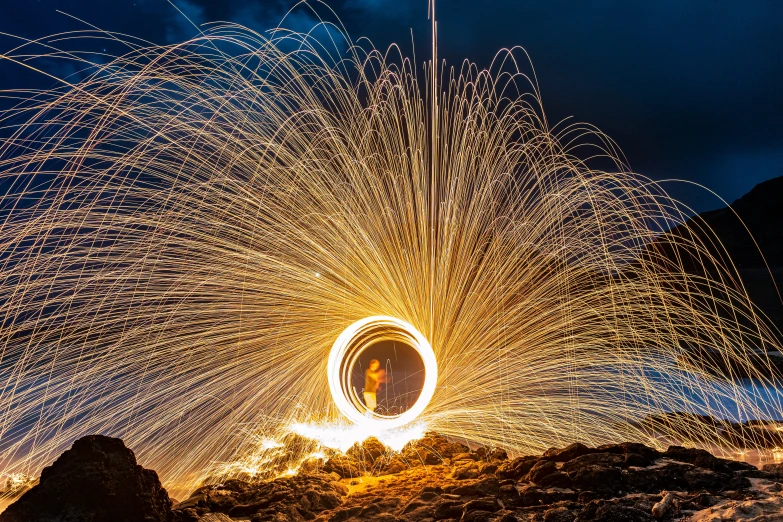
[328,316,437,429]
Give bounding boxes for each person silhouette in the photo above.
[363,359,386,415]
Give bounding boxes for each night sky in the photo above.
[2,0,781,212]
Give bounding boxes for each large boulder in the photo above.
[595,442,661,463]
[543,443,597,462]
[663,446,754,473]
[0,435,172,522]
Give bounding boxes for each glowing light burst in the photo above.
[328,316,437,428]
[0,7,782,501]
[289,420,427,453]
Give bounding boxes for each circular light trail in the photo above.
[328,316,437,429]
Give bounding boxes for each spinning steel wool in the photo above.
[0,6,781,500]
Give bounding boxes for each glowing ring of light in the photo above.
[328,316,437,429]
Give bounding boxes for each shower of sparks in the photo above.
[289,421,428,453]
[0,7,782,502]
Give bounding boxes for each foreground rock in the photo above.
[174,473,348,521]
[0,435,172,522]
[6,432,783,521]
[169,434,783,521]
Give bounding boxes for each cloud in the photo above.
[162,1,348,52]
[344,0,395,11]
[165,0,207,44]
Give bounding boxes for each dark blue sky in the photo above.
[2,0,781,212]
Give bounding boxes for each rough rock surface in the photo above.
[0,434,172,522]
[173,472,348,521]
[167,433,783,522]
[6,433,783,522]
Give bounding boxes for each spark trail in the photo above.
[0,9,781,500]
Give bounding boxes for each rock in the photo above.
[454,452,480,462]
[664,445,756,473]
[578,491,599,504]
[519,485,553,507]
[595,443,660,463]
[367,515,397,522]
[193,472,346,519]
[453,462,481,480]
[479,462,499,475]
[173,508,200,522]
[762,462,783,478]
[207,482,244,513]
[323,456,361,478]
[624,462,692,493]
[590,504,655,521]
[475,446,508,462]
[199,515,233,522]
[328,505,362,521]
[497,455,540,479]
[688,493,722,509]
[577,499,603,520]
[736,468,775,479]
[527,460,558,483]
[546,488,579,503]
[347,437,387,465]
[0,435,172,522]
[498,484,520,507]
[473,476,500,496]
[489,449,509,461]
[544,506,576,522]
[691,495,783,521]
[663,446,725,470]
[12,433,778,522]
[650,492,675,519]
[175,488,208,510]
[459,510,496,522]
[561,453,624,473]
[684,468,733,492]
[434,499,464,519]
[359,502,381,516]
[379,456,407,475]
[462,497,501,513]
[568,465,623,496]
[543,443,597,462]
[448,482,481,496]
[538,471,572,489]
[402,433,469,465]
[419,485,443,499]
[622,454,651,468]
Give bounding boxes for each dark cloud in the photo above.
[1,0,781,212]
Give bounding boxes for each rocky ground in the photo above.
[5,433,783,522]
